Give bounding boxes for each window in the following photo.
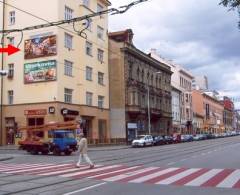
[8,64,14,78]
[97,3,104,12]
[28,118,44,127]
[97,26,104,40]
[8,37,14,45]
[65,6,73,20]
[9,11,15,25]
[64,88,73,103]
[64,33,73,49]
[97,49,104,62]
[64,60,73,76]
[98,96,104,108]
[86,66,93,81]
[86,18,92,31]
[86,41,92,56]
[83,0,89,7]
[8,90,14,105]
[86,92,93,106]
[98,72,104,85]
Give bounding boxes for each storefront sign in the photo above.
[24,60,57,83]
[24,35,57,59]
[61,108,79,116]
[24,109,47,116]
[48,107,55,114]
[127,123,137,129]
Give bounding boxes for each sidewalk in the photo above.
[0,144,130,151]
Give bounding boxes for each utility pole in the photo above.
[0,0,5,146]
[147,84,151,135]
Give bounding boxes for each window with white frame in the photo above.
[86,92,93,106]
[8,37,14,45]
[97,26,104,40]
[64,88,73,103]
[86,66,92,81]
[8,64,14,78]
[9,11,15,25]
[83,0,90,7]
[64,33,73,49]
[64,60,73,76]
[98,72,104,85]
[8,90,14,105]
[98,96,104,108]
[97,49,104,62]
[65,6,73,20]
[86,41,92,56]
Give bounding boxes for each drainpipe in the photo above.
[0,0,6,145]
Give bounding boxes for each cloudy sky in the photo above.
[109,0,240,109]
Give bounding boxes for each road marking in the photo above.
[129,168,179,183]
[167,162,176,166]
[63,182,107,195]
[217,170,240,188]
[102,167,158,182]
[156,168,201,185]
[185,169,223,186]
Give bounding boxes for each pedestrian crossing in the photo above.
[0,162,240,189]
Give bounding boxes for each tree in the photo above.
[220,0,240,28]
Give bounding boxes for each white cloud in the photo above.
[109,0,240,108]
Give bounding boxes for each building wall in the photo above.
[171,88,181,132]
[203,94,224,133]
[108,38,126,139]
[1,0,111,145]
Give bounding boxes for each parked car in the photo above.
[181,135,193,142]
[132,135,154,147]
[163,135,174,144]
[193,134,202,141]
[152,135,165,146]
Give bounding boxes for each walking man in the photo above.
[76,133,94,169]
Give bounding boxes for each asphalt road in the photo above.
[0,136,240,195]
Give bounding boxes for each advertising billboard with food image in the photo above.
[24,35,57,59]
[24,60,57,83]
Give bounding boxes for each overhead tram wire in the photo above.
[0,0,149,77]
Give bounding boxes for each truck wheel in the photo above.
[42,150,49,155]
[53,147,61,156]
[64,150,72,156]
[30,147,38,155]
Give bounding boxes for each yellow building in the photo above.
[0,0,111,145]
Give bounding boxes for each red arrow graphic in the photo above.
[0,44,20,56]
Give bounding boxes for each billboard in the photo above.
[24,35,57,59]
[24,60,57,83]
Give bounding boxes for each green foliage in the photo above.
[220,0,240,28]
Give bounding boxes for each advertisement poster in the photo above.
[24,35,57,59]
[24,60,57,83]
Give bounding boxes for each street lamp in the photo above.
[147,71,161,135]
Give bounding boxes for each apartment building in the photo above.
[0,0,111,145]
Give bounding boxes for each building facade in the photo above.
[150,49,194,134]
[1,0,111,145]
[109,30,172,143]
[221,97,234,131]
[203,93,224,133]
[192,90,204,134]
[171,86,181,133]
[192,75,208,91]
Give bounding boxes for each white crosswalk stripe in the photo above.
[217,170,240,188]
[129,168,179,183]
[102,167,159,182]
[185,169,223,186]
[156,168,201,185]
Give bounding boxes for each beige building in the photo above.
[0,0,111,145]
